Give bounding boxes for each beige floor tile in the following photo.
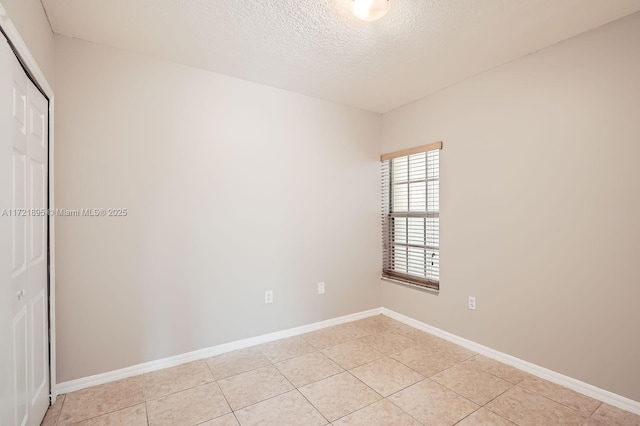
[143,361,214,400]
[347,315,404,335]
[72,404,147,426]
[485,386,586,426]
[394,325,445,346]
[463,355,530,384]
[588,403,640,426]
[41,412,58,426]
[58,377,145,425]
[388,379,478,426]
[350,358,424,397]
[377,315,405,328]
[235,390,327,426]
[518,375,601,417]
[41,394,66,425]
[330,322,374,339]
[321,340,385,370]
[358,332,417,355]
[146,382,230,426]
[333,399,421,426]
[302,325,365,350]
[431,339,476,361]
[257,336,316,363]
[431,363,512,405]
[391,344,459,377]
[275,351,343,387]
[456,408,516,426]
[50,393,66,415]
[301,329,337,350]
[299,372,381,422]
[217,365,294,410]
[206,347,270,380]
[199,413,240,426]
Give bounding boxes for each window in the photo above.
[381,142,441,291]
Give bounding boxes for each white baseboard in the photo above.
[381,307,640,416]
[55,308,382,395]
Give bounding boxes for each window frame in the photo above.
[381,142,442,292]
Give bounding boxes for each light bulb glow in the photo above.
[351,0,390,22]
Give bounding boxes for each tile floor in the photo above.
[42,315,640,426]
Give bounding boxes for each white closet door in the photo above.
[0,37,49,426]
[26,62,50,426]
[0,37,17,426]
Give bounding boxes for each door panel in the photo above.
[29,159,46,262]
[30,288,47,407]
[13,306,28,426]
[1,38,50,426]
[26,80,49,424]
[11,149,26,276]
[11,55,31,426]
[12,74,27,136]
[1,36,15,426]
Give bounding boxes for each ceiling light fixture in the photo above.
[351,0,390,22]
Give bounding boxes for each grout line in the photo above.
[208,361,271,383]
[481,407,517,425]
[589,401,604,418]
[231,387,298,413]
[140,379,149,425]
[421,376,480,408]
[296,387,331,424]
[416,355,517,410]
[56,402,145,426]
[512,383,594,419]
[51,394,66,426]
[460,355,532,387]
[451,408,480,425]
[144,379,217,402]
[223,367,295,412]
[384,396,426,425]
[212,376,237,424]
[330,398,382,424]
[344,370,384,399]
[147,380,217,400]
[480,384,514,407]
[531,384,602,418]
[231,411,242,426]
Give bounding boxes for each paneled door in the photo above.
[0,36,50,426]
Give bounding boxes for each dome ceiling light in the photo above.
[351,0,391,22]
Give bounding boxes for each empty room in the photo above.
[1,0,639,425]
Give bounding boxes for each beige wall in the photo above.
[0,0,55,85]
[381,12,640,401]
[54,35,381,382]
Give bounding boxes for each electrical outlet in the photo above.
[318,282,325,295]
[265,290,273,304]
[468,296,476,310]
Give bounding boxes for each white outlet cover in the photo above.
[265,290,273,304]
[468,296,476,310]
[318,282,325,295]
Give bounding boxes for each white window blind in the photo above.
[381,142,441,291]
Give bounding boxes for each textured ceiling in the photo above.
[41,0,640,113]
